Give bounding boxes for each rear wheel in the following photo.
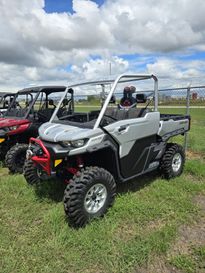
[160,143,185,179]
[64,166,116,228]
[5,143,28,173]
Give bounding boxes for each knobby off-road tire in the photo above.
[160,143,185,179]
[0,143,9,162]
[24,159,42,185]
[5,143,29,174]
[64,166,116,228]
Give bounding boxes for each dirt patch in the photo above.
[115,221,137,242]
[186,150,205,160]
[169,195,205,257]
[116,218,167,243]
[169,219,205,257]
[146,218,167,231]
[194,195,205,211]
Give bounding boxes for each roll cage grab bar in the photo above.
[50,74,158,129]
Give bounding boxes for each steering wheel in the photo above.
[101,114,118,126]
[103,114,117,121]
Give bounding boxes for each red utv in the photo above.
[0,86,73,173]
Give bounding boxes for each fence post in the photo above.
[184,86,191,150]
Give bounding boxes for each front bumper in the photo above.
[28,138,52,175]
[27,138,69,176]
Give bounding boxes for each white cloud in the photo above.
[71,56,129,80]
[0,0,205,89]
[103,0,205,53]
[146,58,205,88]
[0,56,129,91]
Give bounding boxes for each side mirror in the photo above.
[136,94,147,103]
[109,95,116,104]
[68,88,74,94]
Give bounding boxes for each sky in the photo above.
[0,0,205,91]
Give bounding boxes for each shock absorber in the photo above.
[65,155,84,183]
[76,155,84,168]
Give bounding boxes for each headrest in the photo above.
[123,86,136,95]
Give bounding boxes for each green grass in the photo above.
[170,254,196,273]
[0,162,205,273]
[0,108,205,273]
[75,105,100,112]
[170,246,205,273]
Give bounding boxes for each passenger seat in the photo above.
[104,108,127,120]
[126,108,151,119]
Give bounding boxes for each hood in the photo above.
[39,122,102,142]
[0,118,30,128]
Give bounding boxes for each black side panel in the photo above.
[120,135,157,178]
[160,114,190,121]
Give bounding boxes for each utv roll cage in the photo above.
[5,86,72,119]
[50,74,158,129]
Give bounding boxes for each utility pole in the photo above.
[109,61,112,76]
[109,61,112,92]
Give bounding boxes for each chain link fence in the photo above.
[156,86,205,151]
[70,85,205,152]
[158,85,205,111]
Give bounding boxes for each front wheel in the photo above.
[63,166,116,228]
[24,159,48,185]
[160,143,185,179]
[0,142,10,162]
[5,143,28,173]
